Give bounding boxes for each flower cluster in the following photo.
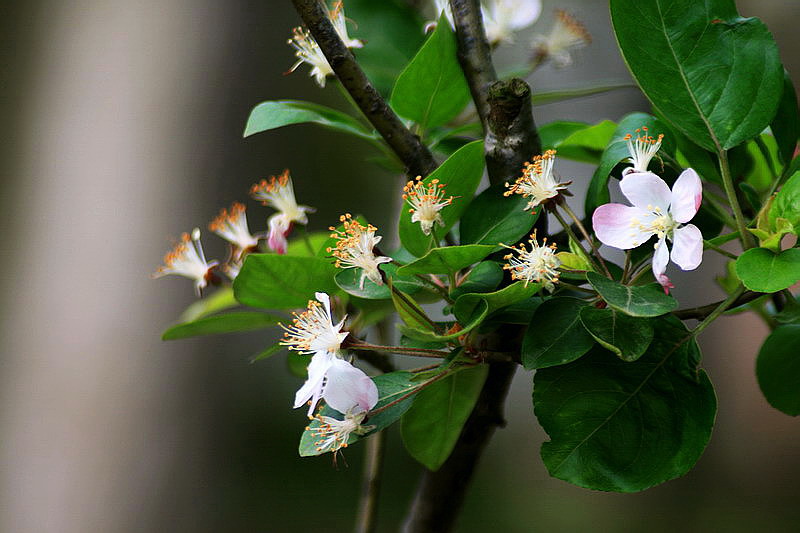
[501,232,561,291]
[403,176,454,236]
[504,150,570,212]
[328,214,392,289]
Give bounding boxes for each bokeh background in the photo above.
[2,1,799,531]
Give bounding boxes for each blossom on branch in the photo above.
[403,176,454,236]
[501,231,561,291]
[483,0,542,45]
[250,170,314,254]
[153,228,219,296]
[531,9,591,67]
[592,169,704,292]
[623,127,664,176]
[504,149,570,212]
[328,214,392,289]
[208,202,260,260]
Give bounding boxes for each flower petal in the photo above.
[294,351,334,415]
[670,168,702,223]
[267,215,290,254]
[620,172,672,211]
[592,204,653,249]
[652,236,670,282]
[508,0,542,29]
[323,358,379,414]
[670,224,703,270]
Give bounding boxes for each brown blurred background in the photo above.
[1,1,799,531]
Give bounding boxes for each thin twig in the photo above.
[354,420,386,533]
[672,289,762,320]
[349,342,450,358]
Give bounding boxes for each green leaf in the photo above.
[534,316,716,492]
[771,71,799,166]
[396,245,495,277]
[521,297,595,369]
[285,232,330,257]
[756,325,800,416]
[454,282,541,324]
[459,183,539,246]
[585,113,676,215]
[179,287,237,322]
[243,100,374,140]
[735,248,800,293]
[399,141,486,257]
[611,0,783,151]
[162,311,281,340]
[587,272,678,317]
[579,307,654,362]
[300,371,419,456]
[401,365,488,470]
[769,171,800,234]
[233,254,339,309]
[539,121,589,149]
[532,82,637,106]
[251,343,283,363]
[390,282,435,332]
[390,14,470,130]
[449,261,504,300]
[552,120,617,164]
[334,263,422,300]
[399,299,489,343]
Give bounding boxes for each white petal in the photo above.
[670,168,702,223]
[652,236,670,281]
[670,224,704,270]
[294,351,334,415]
[323,359,379,414]
[506,0,542,29]
[592,204,653,249]
[620,172,672,211]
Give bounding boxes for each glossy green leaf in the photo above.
[250,343,283,363]
[401,364,488,470]
[587,272,678,317]
[459,183,539,246]
[390,14,470,130]
[233,254,339,309]
[390,282,435,332]
[449,261,504,300]
[243,100,374,140]
[769,171,800,234]
[539,121,589,148]
[579,307,654,362]
[611,0,783,151]
[162,311,281,341]
[534,316,716,492]
[334,263,422,300]
[735,248,800,293]
[397,245,495,277]
[399,299,489,343]
[300,371,419,456]
[756,325,800,416]
[522,297,595,369]
[552,120,617,164]
[285,232,329,257]
[454,282,541,324]
[179,287,237,322]
[399,141,486,257]
[771,71,799,165]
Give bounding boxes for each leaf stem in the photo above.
[558,201,612,277]
[349,342,450,358]
[703,239,738,260]
[718,149,754,249]
[691,284,746,336]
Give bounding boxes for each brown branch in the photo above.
[290,0,437,177]
[354,431,386,533]
[672,290,764,320]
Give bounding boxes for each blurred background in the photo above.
[1,0,799,531]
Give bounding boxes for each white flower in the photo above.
[287,26,333,87]
[504,150,569,212]
[153,228,219,296]
[501,232,560,291]
[622,127,664,176]
[327,214,392,289]
[593,169,704,292]
[250,170,314,254]
[208,202,260,260]
[403,176,454,236]
[532,9,591,67]
[330,1,363,49]
[309,407,375,454]
[483,0,541,45]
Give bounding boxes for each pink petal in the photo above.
[620,172,672,211]
[267,216,290,254]
[294,351,335,416]
[657,274,674,294]
[670,224,703,270]
[652,236,670,283]
[670,168,702,223]
[592,204,653,249]
[323,359,379,414]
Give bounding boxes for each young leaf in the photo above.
[771,71,799,166]
[769,171,800,234]
[550,120,617,164]
[587,272,678,317]
[390,14,470,131]
[735,248,800,293]
[396,245,495,277]
[244,100,375,140]
[579,307,654,362]
[534,316,716,492]
[521,297,595,369]
[401,364,488,470]
[611,0,783,151]
[233,254,339,309]
[459,183,539,246]
[162,311,281,341]
[399,141,486,257]
[756,325,800,416]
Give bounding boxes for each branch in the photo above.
[290,0,437,177]
[354,431,386,533]
[672,290,763,320]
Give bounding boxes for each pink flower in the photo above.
[592,169,703,291]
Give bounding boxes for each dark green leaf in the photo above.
[243,100,374,140]
[771,71,799,166]
[587,272,678,317]
[460,183,539,246]
[735,247,800,293]
[397,244,495,277]
[756,325,800,416]
[454,282,541,324]
[522,297,594,369]
[390,14,470,130]
[399,141,486,257]
[162,311,281,341]
[534,316,716,492]
[449,261,504,300]
[579,307,654,362]
[233,254,339,309]
[398,300,489,343]
[334,263,422,300]
[401,365,488,470]
[611,0,783,151]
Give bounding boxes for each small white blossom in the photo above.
[153,228,219,296]
[330,1,363,49]
[504,150,570,212]
[250,170,314,254]
[403,176,454,236]
[501,232,561,291]
[622,127,664,176]
[309,407,374,454]
[208,202,260,260]
[327,214,392,289]
[483,0,542,45]
[532,9,591,67]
